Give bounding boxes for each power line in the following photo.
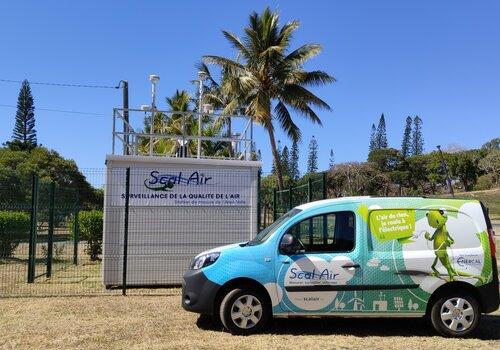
[0,104,108,117]
[0,78,120,89]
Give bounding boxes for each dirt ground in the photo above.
[1,290,499,350]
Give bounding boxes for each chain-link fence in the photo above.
[258,172,327,231]
[0,170,114,297]
[1,167,325,297]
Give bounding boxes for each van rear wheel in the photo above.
[219,287,270,335]
[430,292,480,337]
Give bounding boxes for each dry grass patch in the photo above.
[1,292,499,350]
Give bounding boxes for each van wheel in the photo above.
[430,292,480,337]
[219,287,270,335]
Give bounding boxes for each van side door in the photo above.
[275,208,364,314]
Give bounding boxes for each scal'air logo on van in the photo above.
[144,170,213,191]
[289,267,339,281]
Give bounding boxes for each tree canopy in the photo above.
[203,7,334,189]
[0,146,98,207]
[8,80,37,150]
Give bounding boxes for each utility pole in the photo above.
[197,71,206,159]
[437,145,455,198]
[149,75,160,156]
[122,81,129,155]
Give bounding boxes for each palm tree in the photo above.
[203,7,335,190]
[139,89,226,158]
[197,62,244,158]
[139,90,191,155]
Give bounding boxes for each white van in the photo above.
[182,197,499,337]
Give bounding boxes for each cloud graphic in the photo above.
[380,265,390,271]
[367,258,380,267]
[264,282,283,307]
[284,256,355,310]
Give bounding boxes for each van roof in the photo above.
[295,196,479,211]
[296,196,371,210]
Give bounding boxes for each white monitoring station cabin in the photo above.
[103,75,261,286]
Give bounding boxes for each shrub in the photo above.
[0,211,30,258]
[474,174,495,191]
[72,210,103,261]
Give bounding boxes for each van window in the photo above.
[287,211,355,253]
[247,208,302,246]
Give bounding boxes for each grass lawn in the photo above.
[1,292,499,350]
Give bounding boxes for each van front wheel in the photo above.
[430,292,480,337]
[219,287,270,335]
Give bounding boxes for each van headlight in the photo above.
[190,252,220,270]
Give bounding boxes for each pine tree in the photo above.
[307,136,319,173]
[11,80,37,149]
[289,139,300,180]
[281,146,290,178]
[401,116,413,157]
[329,149,335,169]
[369,123,376,153]
[375,113,388,149]
[412,116,424,156]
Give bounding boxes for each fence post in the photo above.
[122,167,131,296]
[288,185,293,211]
[73,209,79,265]
[27,174,39,283]
[257,169,261,232]
[322,172,327,199]
[46,181,55,278]
[272,188,277,221]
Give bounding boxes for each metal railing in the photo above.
[112,108,254,161]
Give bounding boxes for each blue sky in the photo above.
[1,1,499,174]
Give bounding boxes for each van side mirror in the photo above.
[280,233,299,255]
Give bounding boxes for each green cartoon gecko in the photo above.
[424,209,483,282]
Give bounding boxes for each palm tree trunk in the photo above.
[267,127,284,190]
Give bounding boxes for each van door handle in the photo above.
[341,263,360,269]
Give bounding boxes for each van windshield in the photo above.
[247,208,302,246]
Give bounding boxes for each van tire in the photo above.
[219,287,270,335]
[430,292,480,337]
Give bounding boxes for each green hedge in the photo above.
[0,211,30,258]
[71,210,103,261]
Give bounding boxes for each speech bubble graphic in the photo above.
[370,209,416,243]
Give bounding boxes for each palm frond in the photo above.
[282,84,331,110]
[274,101,301,142]
[277,20,300,48]
[221,99,243,115]
[222,31,249,57]
[195,62,218,87]
[203,92,224,110]
[203,55,246,73]
[280,96,322,126]
[294,70,336,86]
[281,44,322,67]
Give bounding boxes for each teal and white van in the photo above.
[182,197,499,336]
